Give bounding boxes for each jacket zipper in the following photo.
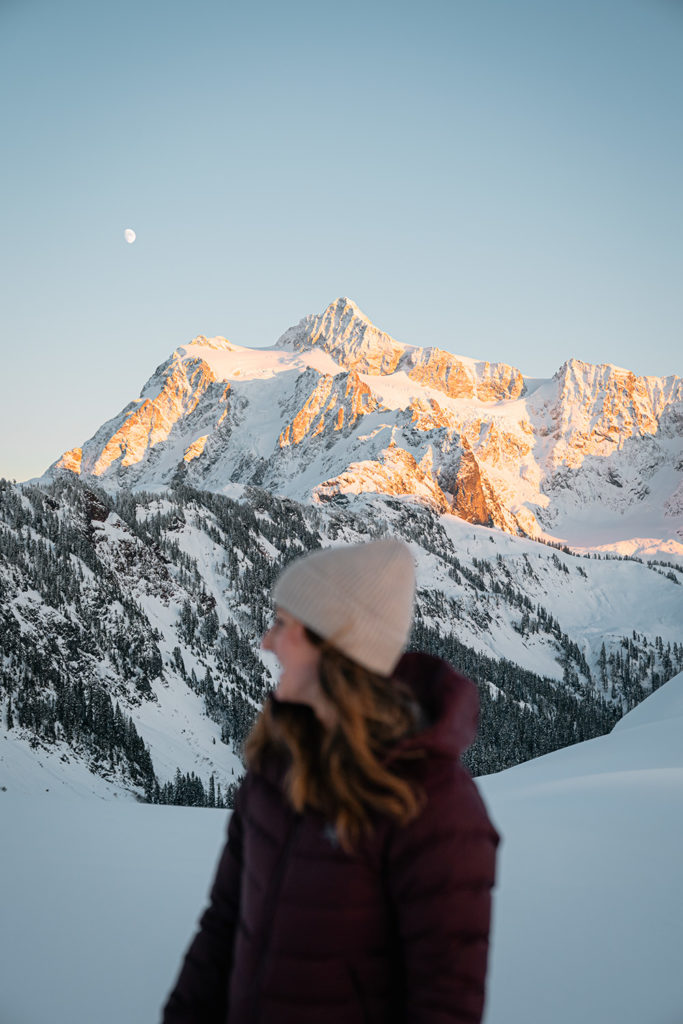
[347,964,371,1024]
[249,811,302,1021]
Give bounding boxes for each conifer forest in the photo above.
[1,476,681,803]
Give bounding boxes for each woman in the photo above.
[163,538,499,1023]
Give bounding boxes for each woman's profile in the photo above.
[163,537,499,1023]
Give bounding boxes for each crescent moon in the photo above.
[124,228,136,244]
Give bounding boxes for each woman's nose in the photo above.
[261,627,273,651]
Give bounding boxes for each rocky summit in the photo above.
[49,296,683,561]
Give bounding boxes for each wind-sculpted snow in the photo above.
[44,297,682,559]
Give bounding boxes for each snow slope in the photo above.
[479,669,683,1024]
[0,794,227,1024]
[2,672,682,1024]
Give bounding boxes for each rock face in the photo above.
[277,296,405,375]
[278,296,526,403]
[55,349,231,485]
[404,348,525,402]
[46,298,683,558]
[278,370,380,448]
[542,359,679,470]
[452,443,492,526]
[316,442,451,513]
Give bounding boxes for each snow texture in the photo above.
[42,296,683,562]
[2,671,683,1024]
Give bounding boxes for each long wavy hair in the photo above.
[245,635,425,850]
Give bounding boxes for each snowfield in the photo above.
[478,669,683,1024]
[2,670,682,1024]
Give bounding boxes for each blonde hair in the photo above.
[246,639,425,850]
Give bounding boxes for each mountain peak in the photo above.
[325,295,367,318]
[276,297,377,347]
[275,297,406,374]
[183,335,234,352]
[42,298,683,564]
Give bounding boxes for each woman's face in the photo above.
[262,608,322,705]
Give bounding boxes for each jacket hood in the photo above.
[394,652,479,759]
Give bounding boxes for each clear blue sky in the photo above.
[1,0,681,481]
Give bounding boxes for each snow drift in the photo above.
[2,671,682,1024]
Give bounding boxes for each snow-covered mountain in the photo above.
[2,298,682,801]
[48,296,683,561]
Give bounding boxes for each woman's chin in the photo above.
[274,680,308,705]
[274,678,293,701]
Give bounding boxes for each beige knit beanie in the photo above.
[272,538,415,676]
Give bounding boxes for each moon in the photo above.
[124,228,136,244]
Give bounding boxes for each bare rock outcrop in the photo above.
[315,443,450,513]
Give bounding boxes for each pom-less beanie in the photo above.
[272,538,416,676]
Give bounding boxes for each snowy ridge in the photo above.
[44,297,683,560]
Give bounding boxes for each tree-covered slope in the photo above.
[2,476,681,801]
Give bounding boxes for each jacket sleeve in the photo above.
[386,764,499,1024]
[162,790,244,1024]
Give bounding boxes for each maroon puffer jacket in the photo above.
[162,652,500,1024]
